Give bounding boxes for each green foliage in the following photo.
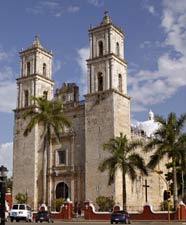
[96,196,114,211]
[160,200,173,211]
[99,132,148,209]
[15,192,27,203]
[51,198,65,212]
[6,176,13,191]
[23,96,71,203]
[144,112,186,209]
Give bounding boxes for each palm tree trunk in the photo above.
[182,170,184,200]
[43,137,47,204]
[122,172,127,210]
[173,163,178,209]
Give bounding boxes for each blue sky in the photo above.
[0,0,186,175]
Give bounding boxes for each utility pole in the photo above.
[0,165,8,225]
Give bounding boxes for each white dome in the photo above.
[135,110,159,137]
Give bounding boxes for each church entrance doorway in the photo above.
[56,182,69,199]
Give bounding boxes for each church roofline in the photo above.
[19,35,53,56]
[89,23,124,36]
[89,11,124,36]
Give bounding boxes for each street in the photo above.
[5,221,186,225]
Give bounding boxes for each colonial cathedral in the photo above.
[13,13,167,211]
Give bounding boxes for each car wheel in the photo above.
[16,218,19,222]
[10,218,14,222]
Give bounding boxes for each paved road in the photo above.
[6,221,186,225]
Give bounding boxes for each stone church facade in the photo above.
[13,13,168,211]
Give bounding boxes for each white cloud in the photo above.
[139,41,152,48]
[0,142,13,177]
[88,0,104,7]
[77,47,89,96]
[0,82,16,113]
[147,5,156,15]
[0,66,17,113]
[52,59,62,74]
[67,6,80,13]
[0,47,16,62]
[0,51,8,61]
[143,2,158,16]
[27,1,80,17]
[129,0,186,112]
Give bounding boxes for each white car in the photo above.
[10,204,32,222]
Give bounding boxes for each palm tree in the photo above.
[99,133,148,210]
[175,133,186,199]
[23,96,71,204]
[144,112,186,209]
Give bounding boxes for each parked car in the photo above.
[35,210,53,223]
[110,210,131,224]
[9,204,32,222]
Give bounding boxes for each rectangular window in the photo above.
[43,91,48,100]
[58,150,66,165]
[24,90,29,107]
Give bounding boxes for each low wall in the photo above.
[33,201,73,220]
[84,200,186,221]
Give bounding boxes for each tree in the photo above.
[99,133,148,210]
[23,96,71,204]
[144,112,186,209]
[15,192,27,204]
[96,196,114,211]
[6,176,13,191]
[51,198,65,212]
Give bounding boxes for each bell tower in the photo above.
[17,35,53,108]
[85,12,131,205]
[87,11,127,95]
[13,36,54,210]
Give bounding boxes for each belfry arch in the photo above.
[97,72,103,91]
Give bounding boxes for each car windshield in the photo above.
[38,211,48,215]
[113,211,127,215]
[19,205,26,210]
[12,205,18,209]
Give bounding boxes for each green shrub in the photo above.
[15,192,27,203]
[160,200,173,211]
[51,198,65,211]
[96,196,114,211]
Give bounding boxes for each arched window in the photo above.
[24,90,29,107]
[98,72,103,91]
[98,41,103,56]
[118,74,122,92]
[116,42,120,56]
[56,182,68,199]
[43,63,46,76]
[27,62,30,76]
